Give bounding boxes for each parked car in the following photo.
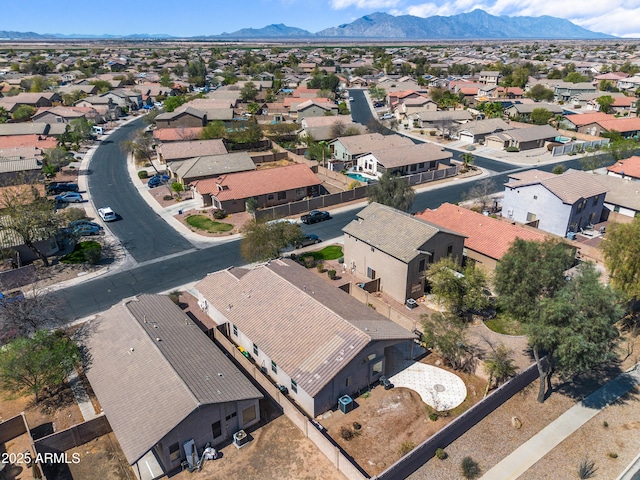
[300,210,331,224]
[98,207,117,222]
[348,96,355,102]
[147,175,170,188]
[55,192,83,203]
[70,220,103,236]
[295,234,321,248]
[47,182,79,195]
[380,113,394,120]
[374,102,385,108]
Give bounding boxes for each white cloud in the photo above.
[330,0,401,9]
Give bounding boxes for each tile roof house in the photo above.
[416,203,550,271]
[84,294,262,476]
[156,107,207,129]
[504,102,564,120]
[502,169,608,237]
[485,124,559,151]
[170,152,257,185]
[342,203,465,303]
[291,99,339,121]
[157,139,228,164]
[457,118,512,144]
[300,116,366,142]
[192,163,321,213]
[355,142,453,178]
[153,127,203,143]
[606,156,640,181]
[592,117,640,138]
[561,112,616,133]
[329,133,414,168]
[195,259,414,417]
[592,173,640,218]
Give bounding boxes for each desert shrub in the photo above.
[435,448,448,460]
[327,269,337,280]
[398,441,415,456]
[163,195,173,201]
[340,426,354,441]
[303,256,315,268]
[608,452,618,459]
[578,457,597,478]
[212,209,227,220]
[347,180,360,190]
[62,207,87,223]
[138,170,149,179]
[168,290,182,305]
[316,262,324,273]
[429,413,439,421]
[352,422,361,430]
[505,146,520,152]
[603,420,609,428]
[461,457,481,479]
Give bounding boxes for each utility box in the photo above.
[338,395,353,414]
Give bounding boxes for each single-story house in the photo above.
[592,173,640,218]
[31,106,102,125]
[416,203,551,272]
[561,112,616,134]
[486,124,559,151]
[156,107,207,129]
[170,151,257,185]
[192,163,321,213]
[355,142,452,177]
[292,100,339,121]
[342,202,465,303]
[300,116,366,142]
[457,118,512,144]
[195,259,415,418]
[153,127,204,143]
[502,168,608,237]
[410,110,473,132]
[84,294,262,477]
[504,102,564,120]
[0,123,66,137]
[157,139,228,164]
[0,92,62,113]
[590,117,640,138]
[606,155,640,181]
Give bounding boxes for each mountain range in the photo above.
[0,10,613,41]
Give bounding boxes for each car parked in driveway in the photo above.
[55,192,83,203]
[98,207,117,222]
[300,210,331,224]
[295,234,321,248]
[147,175,170,188]
[47,182,79,195]
[70,220,103,236]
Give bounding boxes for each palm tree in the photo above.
[461,152,475,171]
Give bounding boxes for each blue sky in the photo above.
[2,0,638,37]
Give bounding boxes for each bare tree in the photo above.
[121,129,159,173]
[464,178,497,212]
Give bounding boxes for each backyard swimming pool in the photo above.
[347,172,376,183]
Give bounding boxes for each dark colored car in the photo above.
[295,234,321,248]
[148,175,170,188]
[300,210,331,225]
[47,182,79,195]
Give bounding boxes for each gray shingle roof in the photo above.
[84,294,262,465]
[159,139,228,161]
[503,124,559,143]
[593,173,640,211]
[195,259,413,398]
[343,202,457,262]
[371,143,452,169]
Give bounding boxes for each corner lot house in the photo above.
[84,294,262,477]
[355,142,452,177]
[195,259,414,417]
[502,169,608,237]
[416,203,550,272]
[342,203,465,303]
[329,133,414,168]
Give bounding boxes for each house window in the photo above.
[277,191,286,200]
[592,195,599,205]
[419,258,426,272]
[427,251,435,264]
[418,162,425,168]
[271,360,277,374]
[447,245,453,256]
[372,360,383,376]
[232,324,237,337]
[367,267,376,280]
[410,164,417,171]
[291,379,298,393]
[211,421,222,438]
[253,343,258,355]
[225,412,237,421]
[169,442,181,463]
[614,205,620,213]
[526,212,537,222]
[242,405,257,425]
[345,376,351,387]
[267,194,274,200]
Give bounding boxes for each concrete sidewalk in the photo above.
[481,364,640,479]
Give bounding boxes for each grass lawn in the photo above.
[186,215,233,233]
[300,245,343,262]
[61,241,101,264]
[484,312,526,336]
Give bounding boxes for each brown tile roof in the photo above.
[84,294,262,465]
[371,142,452,169]
[596,116,640,133]
[158,139,227,161]
[193,163,320,200]
[0,135,58,150]
[153,127,203,142]
[507,169,608,204]
[606,156,640,179]
[564,112,616,126]
[171,152,256,181]
[195,259,413,398]
[332,133,414,156]
[283,97,331,108]
[416,203,550,261]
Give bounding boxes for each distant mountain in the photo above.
[0,10,614,40]
[315,10,613,39]
[220,24,312,38]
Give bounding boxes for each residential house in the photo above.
[485,124,558,151]
[153,127,204,143]
[100,89,144,111]
[561,112,616,134]
[84,294,262,477]
[157,139,228,164]
[592,173,640,218]
[457,118,512,144]
[0,123,66,137]
[593,72,629,88]
[31,106,102,125]
[73,96,122,121]
[195,259,414,418]
[411,110,473,132]
[502,169,608,237]
[355,142,452,177]
[328,133,413,169]
[170,152,257,185]
[342,202,465,303]
[156,107,207,129]
[299,116,366,142]
[478,71,501,85]
[292,99,339,121]
[617,75,640,92]
[504,102,564,121]
[0,146,43,184]
[606,155,640,181]
[588,117,640,138]
[553,82,597,102]
[0,92,62,113]
[416,203,550,272]
[192,163,321,213]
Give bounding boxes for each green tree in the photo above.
[89,79,112,94]
[602,215,640,301]
[187,59,206,86]
[201,120,227,140]
[461,456,481,479]
[171,182,184,199]
[0,330,79,402]
[162,95,186,113]
[159,74,173,88]
[43,147,71,174]
[0,106,8,123]
[369,86,386,102]
[530,108,553,125]
[596,95,614,114]
[240,220,303,262]
[240,81,258,102]
[367,171,415,212]
[483,343,517,396]
[0,184,61,267]
[564,72,589,83]
[11,105,35,122]
[461,152,475,170]
[421,313,474,372]
[526,84,555,102]
[264,88,277,103]
[121,130,158,171]
[306,141,332,165]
